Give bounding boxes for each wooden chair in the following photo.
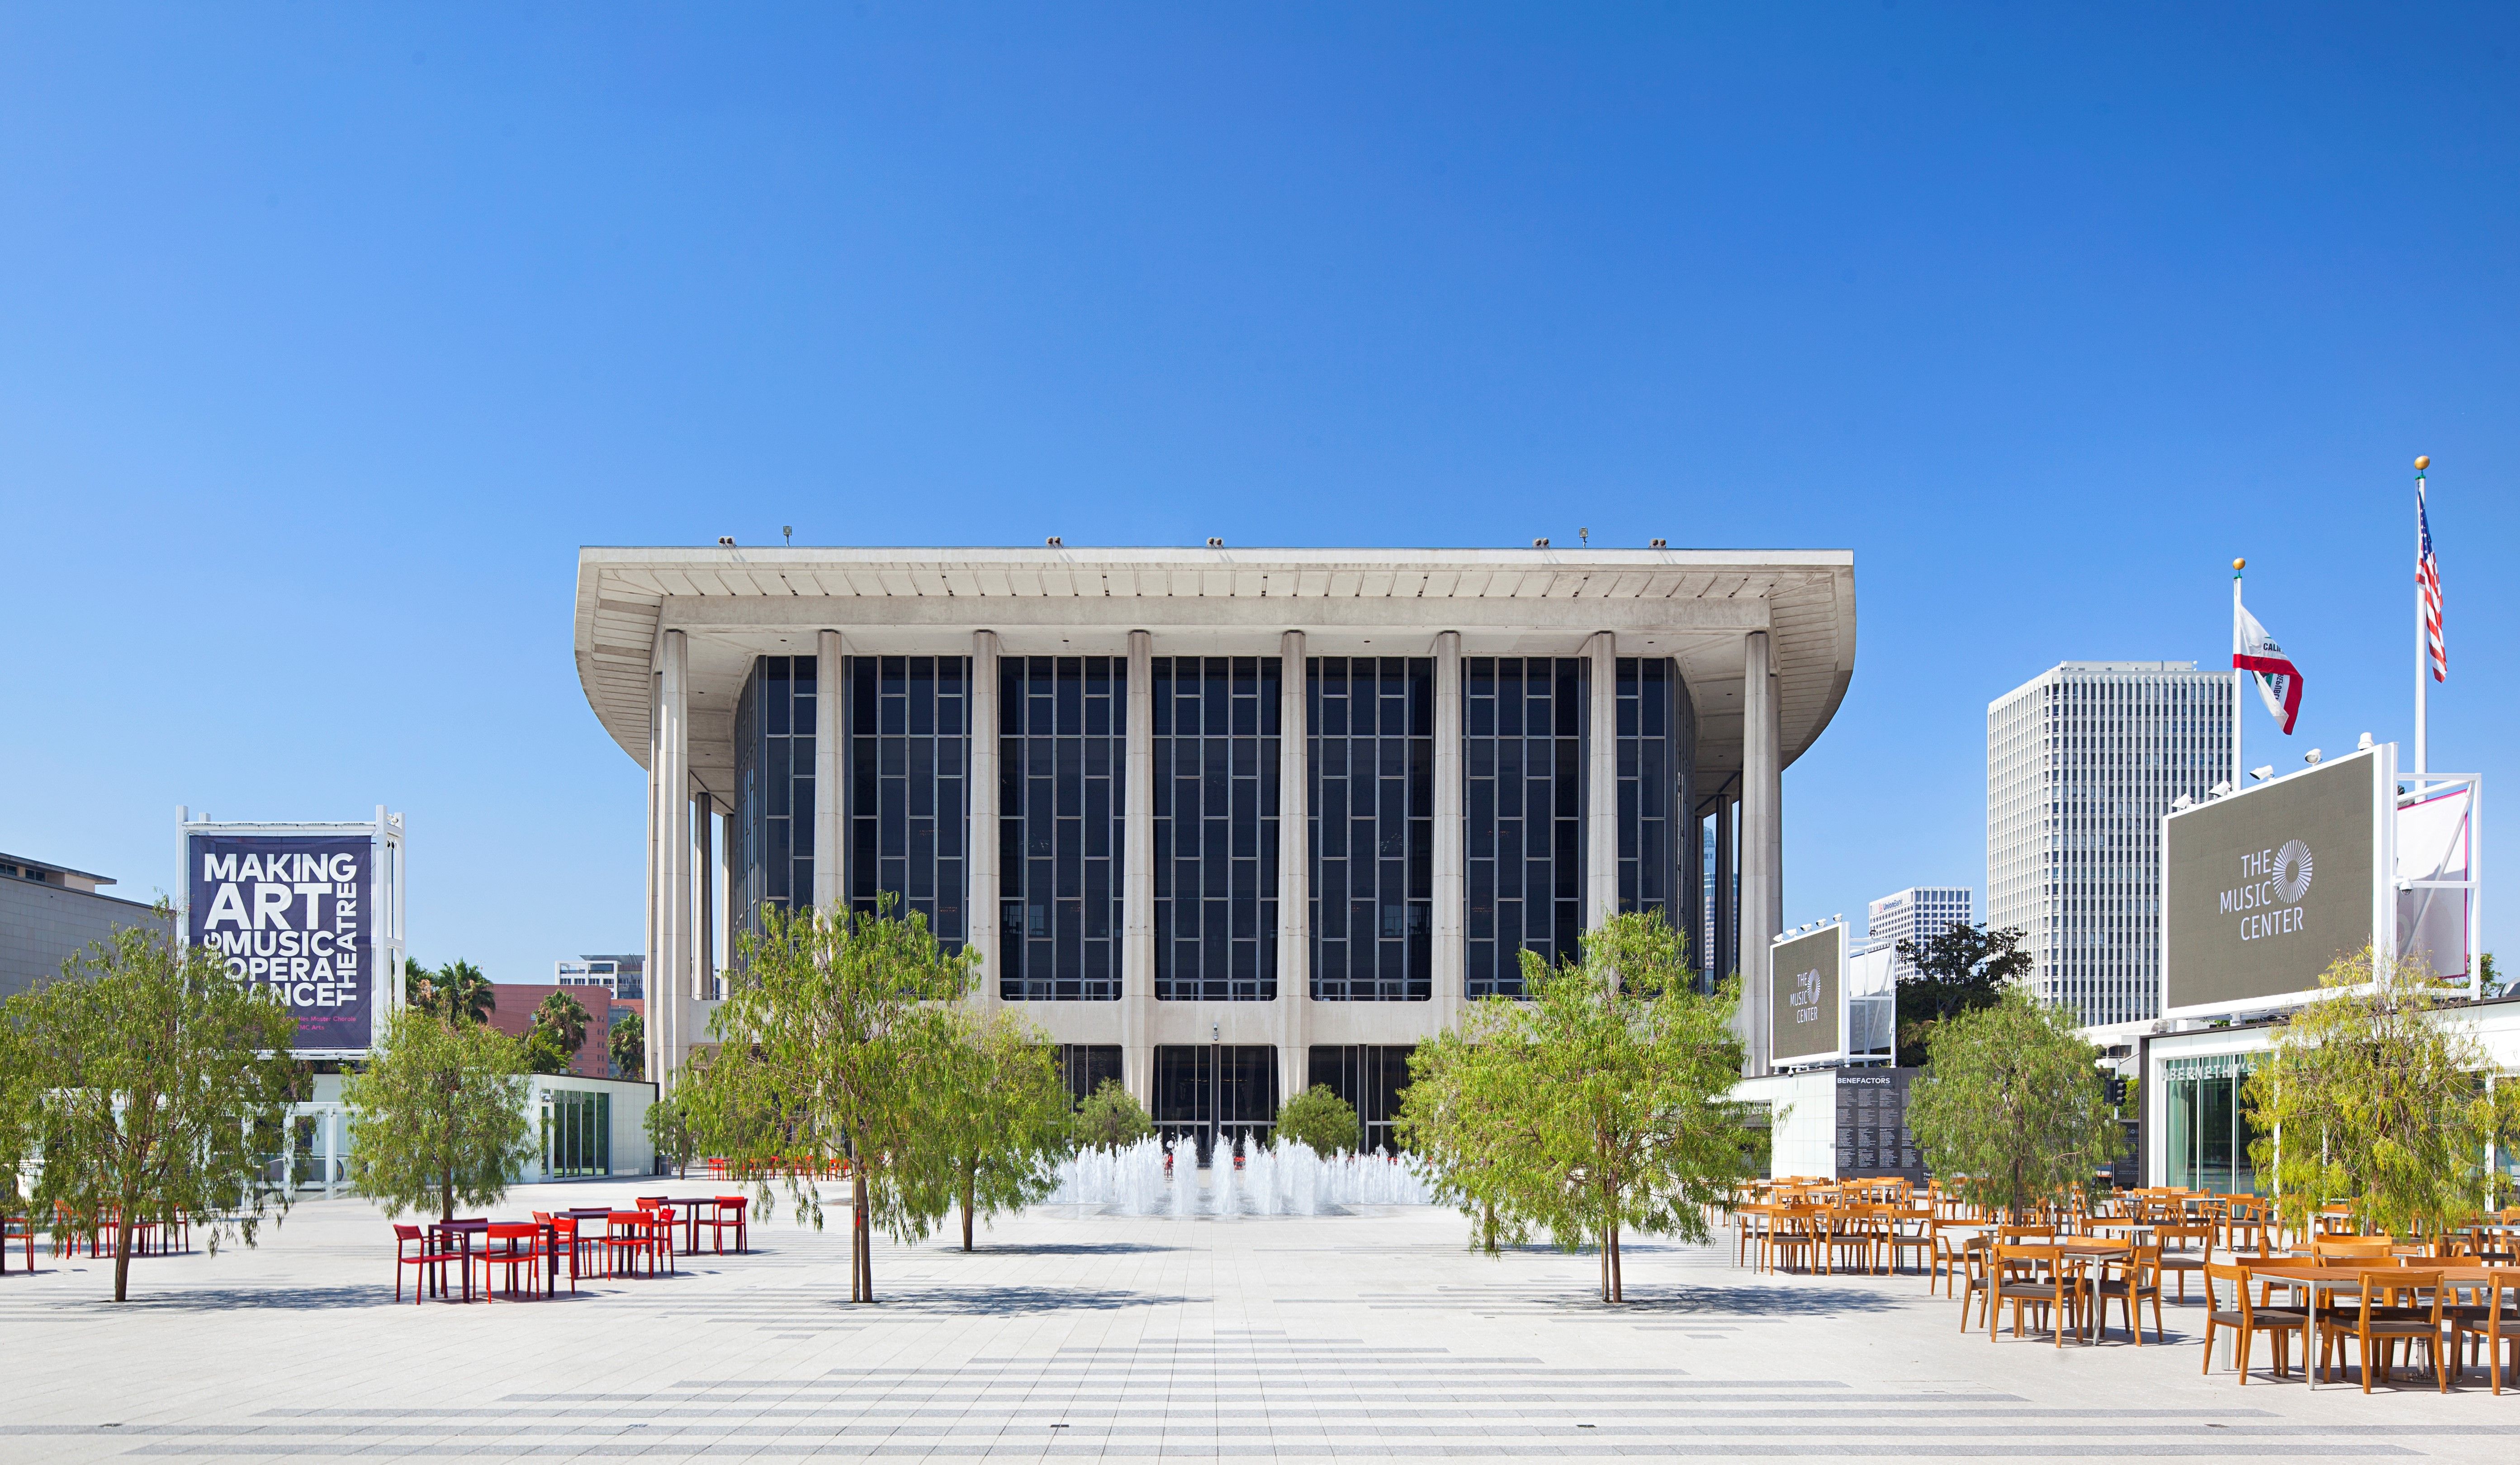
[1884,1209,1935,1278]
[1956,1238,1993,1332]
[2154,1223,2215,1303]
[1993,1244,2085,1347]
[2321,1269,2447,1392]
[2450,1272,2520,1393]
[2095,1242,2166,1346]
[2201,1259,2302,1381]
[1765,1208,1821,1275]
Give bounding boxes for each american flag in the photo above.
[2419,480,2447,682]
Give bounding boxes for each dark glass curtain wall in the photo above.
[1152,657,1280,1001]
[1307,1044,1417,1154]
[1615,658,1696,950]
[733,655,818,937]
[1155,1044,1279,1164]
[844,656,970,951]
[1308,657,1433,1000]
[1462,657,1586,997]
[999,656,1127,1000]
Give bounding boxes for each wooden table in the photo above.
[2242,1263,2520,1387]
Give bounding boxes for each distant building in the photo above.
[556,953,644,1001]
[1862,886,1974,981]
[0,852,173,1000]
[490,981,618,1080]
[1987,661,2231,1027]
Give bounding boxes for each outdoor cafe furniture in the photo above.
[600,1210,673,1278]
[391,1223,461,1305]
[478,1222,549,1303]
[558,1208,611,1275]
[1992,1243,2090,1346]
[423,1219,491,1302]
[2317,1269,2449,1392]
[1931,1221,1989,1298]
[2094,1242,2166,1345]
[1,1214,35,1275]
[2449,1274,2520,1393]
[2200,1260,2305,1383]
[530,1213,584,1294]
[2239,1260,2516,1389]
[2153,1223,2217,1303]
[703,1195,749,1254]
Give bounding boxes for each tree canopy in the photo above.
[903,1008,1073,1251]
[1071,1078,1152,1150]
[343,1005,535,1224]
[1904,985,2122,1222]
[680,897,974,1302]
[1274,1084,1359,1156]
[1399,911,1757,1302]
[13,917,302,1301]
[523,991,592,1075]
[404,958,495,1026]
[2245,948,2520,1238]
[1892,922,2031,1067]
[609,1009,645,1080]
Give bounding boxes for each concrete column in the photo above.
[696,792,715,1004]
[968,630,1002,1011]
[1276,630,1309,1105]
[1740,631,1783,1077]
[644,665,663,1090]
[718,803,735,990]
[1432,631,1464,1032]
[323,1108,341,1199]
[1585,631,1619,932]
[1123,630,1156,1108]
[657,629,693,1089]
[814,631,846,915]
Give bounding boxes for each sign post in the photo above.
[177,806,405,1058]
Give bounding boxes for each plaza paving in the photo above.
[1,1180,2514,1461]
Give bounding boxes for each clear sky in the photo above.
[5,4,2512,979]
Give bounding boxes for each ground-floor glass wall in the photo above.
[2161,1055,2259,1195]
[545,1089,612,1178]
[1307,1044,1416,1154]
[1154,1045,1278,1165]
[1055,1043,1124,1104]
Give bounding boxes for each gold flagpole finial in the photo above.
[2414,455,2430,472]
[2232,558,2245,575]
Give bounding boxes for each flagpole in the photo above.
[2231,558,2245,791]
[2414,455,2430,778]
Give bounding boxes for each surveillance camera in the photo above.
[1533,537,1550,548]
[1649,538,1667,548]
[2304,749,2322,765]
[1045,536,1063,547]
[1207,537,1223,548]
[717,536,736,547]
[2250,765,2274,782]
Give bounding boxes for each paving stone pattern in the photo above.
[1,1182,2511,1461]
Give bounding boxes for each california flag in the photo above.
[2233,600,2304,734]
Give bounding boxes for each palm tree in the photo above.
[532,991,590,1057]
[432,961,496,1026]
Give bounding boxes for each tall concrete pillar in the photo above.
[967,631,1002,1010]
[644,663,663,1088]
[1432,632,1464,1033]
[1123,630,1155,1108]
[813,631,846,915]
[1276,630,1309,1105]
[1740,631,1782,1076]
[655,629,692,1089]
[1585,631,1619,932]
[718,802,735,994]
[696,792,715,1005]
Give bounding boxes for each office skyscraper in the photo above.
[1987,661,2231,1026]
[1863,886,1974,981]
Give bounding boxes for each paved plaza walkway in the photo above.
[2,1181,2513,1461]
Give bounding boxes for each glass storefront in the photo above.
[733,655,819,934]
[1308,657,1433,1001]
[2162,1054,2261,1195]
[545,1089,611,1179]
[1151,657,1282,1001]
[999,656,1127,1000]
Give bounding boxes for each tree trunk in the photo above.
[852,1166,873,1303]
[1609,1223,1623,1304]
[961,1163,975,1253]
[441,1172,455,1226]
[113,1210,133,1304]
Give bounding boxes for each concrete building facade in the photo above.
[575,545,1857,1138]
[1986,661,2231,1027]
[0,852,173,1000]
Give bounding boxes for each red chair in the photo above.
[704,1196,749,1254]
[392,1224,459,1304]
[532,1214,580,1294]
[3,1215,37,1275]
[643,1205,678,1273]
[479,1223,545,1302]
[602,1212,656,1278]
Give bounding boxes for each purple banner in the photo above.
[187,833,373,1052]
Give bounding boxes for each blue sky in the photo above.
[5,3,2513,978]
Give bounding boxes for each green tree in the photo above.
[2245,948,2520,1237]
[343,1005,535,1224]
[1274,1084,1360,1156]
[1893,922,2031,1067]
[521,1027,574,1076]
[1905,985,2123,1223]
[14,918,301,1302]
[679,897,973,1303]
[430,960,497,1026]
[907,1010,1073,1251]
[533,991,591,1055]
[1400,912,1758,1302]
[1071,1078,1152,1150]
[610,1009,646,1080]
[644,1089,699,1178]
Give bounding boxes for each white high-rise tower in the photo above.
[1987,662,2232,1026]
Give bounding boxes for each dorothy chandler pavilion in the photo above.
[574,545,1855,1152]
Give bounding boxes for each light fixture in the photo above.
[2357,732,2374,750]
[1649,538,1667,548]
[782,525,793,546]
[1207,537,1224,547]
[717,536,736,547]
[1533,537,1550,548]
[1045,536,1063,547]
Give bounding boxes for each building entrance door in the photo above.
[1154,1045,1278,1166]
